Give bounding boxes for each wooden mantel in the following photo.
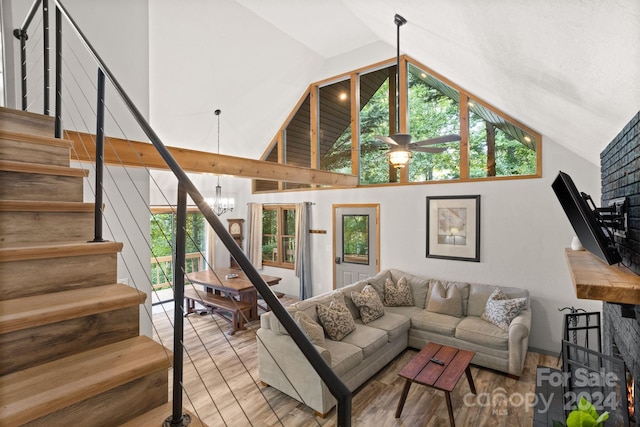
[565,248,640,305]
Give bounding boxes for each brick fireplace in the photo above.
[601,110,640,422]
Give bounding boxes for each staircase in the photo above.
[0,107,176,426]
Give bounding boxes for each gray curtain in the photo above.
[295,202,312,300]
[246,202,263,268]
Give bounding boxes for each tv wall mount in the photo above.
[581,194,628,239]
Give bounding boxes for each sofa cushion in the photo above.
[467,283,529,317]
[367,270,391,300]
[317,296,356,341]
[338,280,368,320]
[426,281,463,317]
[383,277,414,306]
[296,291,337,322]
[268,306,298,335]
[481,288,528,330]
[322,340,363,376]
[455,316,509,350]
[389,269,430,308]
[427,280,470,316]
[383,305,422,318]
[357,311,410,342]
[341,324,388,358]
[351,285,385,324]
[295,310,325,346]
[410,310,462,336]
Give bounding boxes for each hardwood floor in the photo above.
[152,298,559,427]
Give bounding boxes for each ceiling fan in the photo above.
[376,14,460,168]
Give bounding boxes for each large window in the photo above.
[359,66,394,184]
[255,55,541,192]
[150,209,205,289]
[262,205,296,269]
[407,63,461,182]
[468,99,537,178]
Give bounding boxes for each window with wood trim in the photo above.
[254,55,541,192]
[262,205,296,269]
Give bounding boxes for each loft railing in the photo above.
[11,1,352,425]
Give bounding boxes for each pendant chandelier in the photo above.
[212,109,234,216]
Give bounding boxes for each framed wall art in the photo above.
[426,195,480,262]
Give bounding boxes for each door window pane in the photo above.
[342,214,369,265]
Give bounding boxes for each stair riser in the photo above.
[0,171,84,202]
[0,211,94,247]
[0,253,118,300]
[21,371,168,427]
[0,108,54,138]
[0,138,70,167]
[0,306,140,376]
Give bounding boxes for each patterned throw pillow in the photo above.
[383,277,414,306]
[351,285,385,324]
[294,311,325,347]
[481,288,528,330]
[426,281,463,317]
[316,296,356,341]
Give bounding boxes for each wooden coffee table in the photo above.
[395,342,476,427]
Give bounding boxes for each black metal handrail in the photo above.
[16,1,353,425]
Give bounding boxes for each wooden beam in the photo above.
[66,131,357,187]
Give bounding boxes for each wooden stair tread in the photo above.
[0,241,124,262]
[0,159,88,177]
[0,200,95,212]
[0,283,146,334]
[118,402,208,427]
[0,107,54,138]
[0,129,73,148]
[0,336,172,426]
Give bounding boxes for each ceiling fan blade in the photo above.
[374,135,398,146]
[411,146,448,154]
[411,134,461,147]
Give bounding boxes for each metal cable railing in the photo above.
[11,1,352,425]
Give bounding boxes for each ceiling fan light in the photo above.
[388,149,412,168]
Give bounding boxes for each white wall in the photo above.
[78,163,153,336]
[214,137,602,354]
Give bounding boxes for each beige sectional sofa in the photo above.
[256,268,531,416]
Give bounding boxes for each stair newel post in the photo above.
[165,183,191,427]
[92,68,106,243]
[43,0,50,115]
[54,4,62,138]
[12,29,28,111]
[12,0,42,111]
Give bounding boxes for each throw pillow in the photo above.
[294,311,325,347]
[425,281,463,317]
[316,296,356,340]
[351,285,385,324]
[481,288,528,330]
[383,277,414,306]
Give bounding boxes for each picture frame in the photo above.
[426,195,480,262]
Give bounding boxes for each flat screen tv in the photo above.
[552,171,621,265]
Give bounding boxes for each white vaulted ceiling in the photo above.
[233,0,640,165]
